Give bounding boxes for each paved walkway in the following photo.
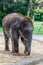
[0,32,43,42]
[33,34,43,42]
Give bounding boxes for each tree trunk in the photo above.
[27,0,32,16]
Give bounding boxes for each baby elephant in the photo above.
[2,13,33,55]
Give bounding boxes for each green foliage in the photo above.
[0,12,6,26]
[0,0,28,26]
[34,10,43,21]
[3,0,14,14]
[0,0,41,26]
[29,0,39,18]
[0,0,15,26]
[13,1,27,15]
[0,0,28,15]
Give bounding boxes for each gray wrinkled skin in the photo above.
[2,13,33,55]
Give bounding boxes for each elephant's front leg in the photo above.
[11,30,19,53]
[21,32,32,55]
[24,32,32,55]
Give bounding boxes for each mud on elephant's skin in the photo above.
[2,13,33,55]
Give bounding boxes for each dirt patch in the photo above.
[0,36,43,64]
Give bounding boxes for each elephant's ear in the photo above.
[20,19,33,32]
[24,16,33,27]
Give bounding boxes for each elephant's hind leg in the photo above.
[3,30,9,51]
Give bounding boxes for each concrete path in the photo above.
[33,34,43,42]
[8,56,43,65]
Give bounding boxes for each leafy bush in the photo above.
[0,0,28,26]
[39,10,43,21]
[34,9,43,21]
[13,2,27,15]
[0,12,6,26]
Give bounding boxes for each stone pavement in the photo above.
[33,34,43,42]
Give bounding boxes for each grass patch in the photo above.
[0,27,3,31]
[34,20,43,22]
[33,22,43,34]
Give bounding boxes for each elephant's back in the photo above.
[2,13,33,28]
[2,13,24,28]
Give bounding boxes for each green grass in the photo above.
[33,22,43,34]
[0,27,3,31]
[39,9,43,13]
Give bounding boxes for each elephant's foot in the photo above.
[5,48,10,51]
[24,50,30,55]
[5,45,10,51]
[12,50,19,55]
[12,49,19,55]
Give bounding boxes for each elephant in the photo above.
[2,13,33,55]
